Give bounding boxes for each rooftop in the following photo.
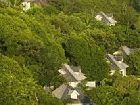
[107,54,129,70]
[96,12,117,25]
[52,84,91,104]
[121,46,131,55]
[60,64,86,82]
[52,84,69,100]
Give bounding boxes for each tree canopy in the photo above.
[0,0,140,104]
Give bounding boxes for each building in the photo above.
[51,64,94,105]
[107,46,139,76]
[44,85,54,93]
[21,0,47,11]
[113,46,136,56]
[52,64,94,104]
[95,12,117,26]
[52,84,69,100]
[120,46,136,56]
[58,64,86,88]
[86,81,96,90]
[22,1,31,11]
[52,84,91,105]
[106,54,129,76]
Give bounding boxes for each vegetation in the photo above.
[0,0,140,105]
[86,74,140,105]
[0,53,63,105]
[125,49,140,75]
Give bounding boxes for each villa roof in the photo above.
[97,12,117,24]
[23,0,48,6]
[52,84,69,100]
[107,54,129,70]
[52,84,91,104]
[52,84,80,100]
[70,66,81,72]
[61,64,86,82]
[86,81,96,88]
[114,56,123,61]
[121,46,134,56]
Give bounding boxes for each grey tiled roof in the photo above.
[97,12,117,25]
[121,46,136,56]
[52,84,91,104]
[97,12,117,24]
[61,64,86,82]
[70,66,81,72]
[107,54,129,70]
[52,84,69,99]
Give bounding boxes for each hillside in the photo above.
[0,0,140,105]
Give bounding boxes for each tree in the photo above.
[0,53,63,105]
[131,0,140,12]
[87,86,120,105]
[84,28,117,52]
[0,0,22,6]
[64,35,109,81]
[126,49,140,75]
[86,75,140,105]
[0,10,67,86]
[0,54,58,105]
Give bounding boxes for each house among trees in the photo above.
[58,64,86,88]
[106,54,129,76]
[22,0,47,11]
[121,46,132,56]
[113,46,136,56]
[95,12,117,26]
[107,46,140,76]
[51,64,95,105]
[22,0,31,11]
[86,81,96,90]
[52,84,91,105]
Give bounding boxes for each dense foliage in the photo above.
[125,49,140,76]
[0,54,63,105]
[0,0,140,105]
[86,74,140,105]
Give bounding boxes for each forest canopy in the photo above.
[0,0,140,105]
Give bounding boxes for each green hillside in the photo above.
[0,0,140,105]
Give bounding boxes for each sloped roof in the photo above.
[52,84,81,100]
[110,63,118,70]
[63,73,78,82]
[23,0,48,7]
[52,84,92,104]
[121,46,133,56]
[114,56,123,61]
[107,54,129,70]
[52,84,69,99]
[97,12,117,24]
[71,66,81,72]
[75,88,91,104]
[61,64,86,82]
[68,90,80,96]
[86,81,96,87]
[106,13,113,17]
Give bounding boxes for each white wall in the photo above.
[70,90,79,99]
[69,82,79,88]
[95,15,102,21]
[22,2,30,11]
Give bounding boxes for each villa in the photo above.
[95,12,117,26]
